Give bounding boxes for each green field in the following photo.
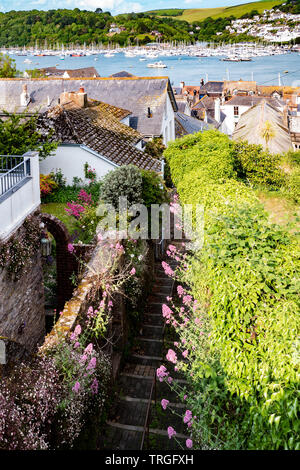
[148,0,285,22]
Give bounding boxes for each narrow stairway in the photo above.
[102,254,189,450]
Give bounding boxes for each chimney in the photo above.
[20,84,30,107]
[180,81,185,90]
[59,87,88,108]
[214,97,221,123]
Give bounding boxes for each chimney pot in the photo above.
[79,86,85,93]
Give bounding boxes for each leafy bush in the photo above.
[101,164,143,208]
[164,130,236,187]
[40,173,58,196]
[141,169,168,207]
[165,131,300,450]
[232,141,284,188]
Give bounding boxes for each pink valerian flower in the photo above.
[166,349,177,364]
[161,399,169,410]
[130,267,136,275]
[168,244,177,253]
[167,426,176,439]
[79,354,88,364]
[84,343,93,355]
[115,242,124,253]
[174,342,179,347]
[184,410,193,424]
[74,342,80,349]
[182,339,187,345]
[182,350,189,358]
[70,324,81,341]
[77,189,92,205]
[186,439,193,449]
[162,304,173,319]
[183,295,193,305]
[183,395,187,400]
[177,285,185,297]
[91,378,99,395]
[195,317,202,326]
[68,243,75,253]
[161,261,174,277]
[72,381,81,393]
[156,365,169,382]
[167,377,173,384]
[86,357,97,371]
[65,201,85,219]
[108,300,113,308]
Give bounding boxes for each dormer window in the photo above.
[234,106,239,117]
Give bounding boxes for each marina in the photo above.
[2,42,299,86]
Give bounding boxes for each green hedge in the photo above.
[165,130,300,449]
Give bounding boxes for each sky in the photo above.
[0,0,263,16]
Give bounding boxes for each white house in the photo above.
[37,89,161,184]
[221,95,283,136]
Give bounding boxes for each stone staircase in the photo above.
[102,255,189,450]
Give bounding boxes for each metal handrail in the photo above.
[140,373,156,450]
[0,157,30,197]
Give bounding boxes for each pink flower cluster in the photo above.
[77,189,92,205]
[162,261,175,277]
[65,201,85,219]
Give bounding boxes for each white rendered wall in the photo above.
[40,145,118,185]
[0,152,40,240]
[162,94,176,145]
[221,104,250,135]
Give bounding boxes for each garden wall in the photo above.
[0,211,45,370]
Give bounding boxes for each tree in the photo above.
[260,120,276,148]
[0,53,17,78]
[95,8,103,14]
[0,112,57,159]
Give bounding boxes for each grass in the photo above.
[148,0,285,22]
[256,189,300,231]
[41,203,77,234]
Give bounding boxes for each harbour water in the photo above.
[11,51,300,86]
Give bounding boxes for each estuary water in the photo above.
[12,52,300,86]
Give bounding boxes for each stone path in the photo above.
[101,247,189,450]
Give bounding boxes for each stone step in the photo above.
[103,425,142,450]
[119,375,154,400]
[129,353,162,367]
[140,324,164,339]
[143,314,163,327]
[109,400,148,428]
[134,337,163,356]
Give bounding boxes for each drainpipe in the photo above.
[161,158,165,181]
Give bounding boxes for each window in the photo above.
[234,106,239,117]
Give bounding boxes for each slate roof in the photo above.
[38,66,100,78]
[0,77,177,137]
[37,102,161,172]
[223,80,257,95]
[223,95,281,108]
[175,112,208,138]
[199,81,224,95]
[110,71,135,78]
[232,100,293,154]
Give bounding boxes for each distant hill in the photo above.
[147,0,286,22]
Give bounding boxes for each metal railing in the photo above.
[0,155,31,198]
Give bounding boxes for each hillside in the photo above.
[148,0,285,22]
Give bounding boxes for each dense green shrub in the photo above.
[101,165,143,209]
[165,131,300,450]
[232,141,285,188]
[42,182,102,204]
[141,169,168,207]
[164,130,236,187]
